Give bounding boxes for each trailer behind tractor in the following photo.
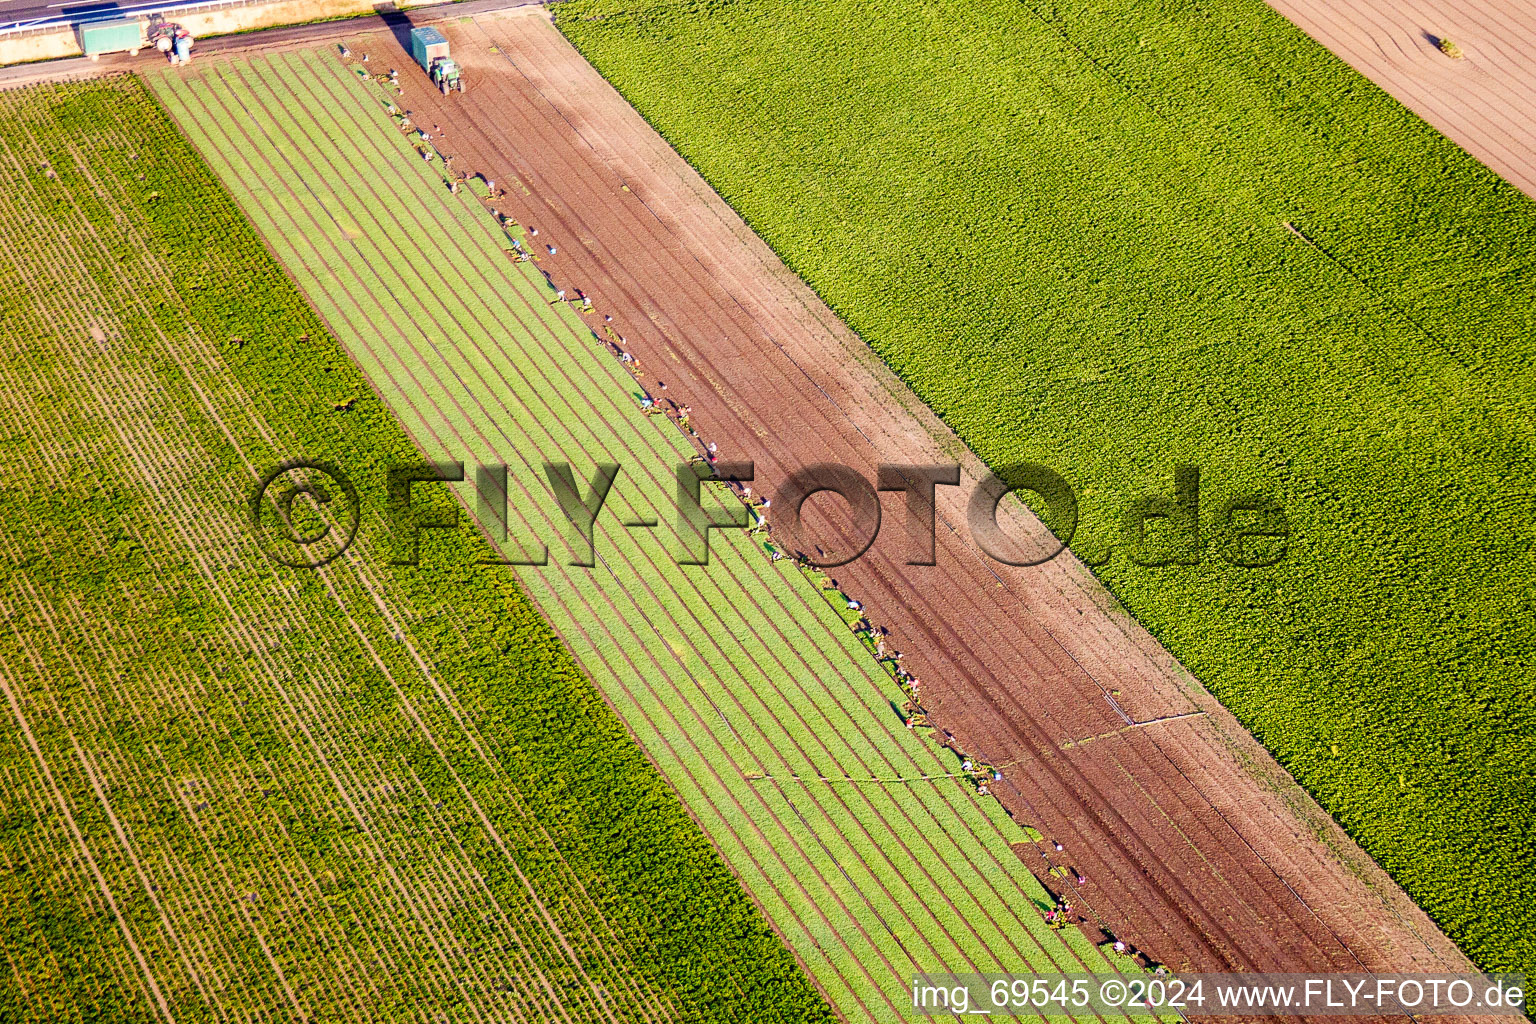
[78,18,143,60]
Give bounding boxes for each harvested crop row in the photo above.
[145,48,1140,1023]
[553,0,1536,975]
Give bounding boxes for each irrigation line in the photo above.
[1059,710,1208,750]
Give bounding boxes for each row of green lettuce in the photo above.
[0,76,834,1023]
[143,46,1135,1019]
[552,0,1536,973]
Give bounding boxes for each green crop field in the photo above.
[141,48,1148,1023]
[0,75,834,1023]
[553,0,1536,973]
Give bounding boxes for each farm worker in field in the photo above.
[847,598,862,612]
[1074,872,1086,887]
[547,245,558,255]
[1053,840,1064,851]
[554,289,566,302]
[1113,940,1128,955]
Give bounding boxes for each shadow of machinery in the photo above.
[372,2,415,55]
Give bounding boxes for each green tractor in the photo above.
[409,27,465,95]
[431,56,464,95]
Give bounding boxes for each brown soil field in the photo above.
[1268,0,1536,200]
[336,4,1477,1007]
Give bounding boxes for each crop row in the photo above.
[143,48,1141,1022]
[0,75,828,1023]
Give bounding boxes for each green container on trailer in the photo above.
[409,26,449,72]
[78,17,142,58]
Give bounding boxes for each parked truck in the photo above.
[78,17,143,61]
[409,26,463,94]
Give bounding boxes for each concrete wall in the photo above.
[0,28,76,65]
[0,0,430,66]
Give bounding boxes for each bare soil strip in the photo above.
[381,9,1475,986]
[0,75,731,1023]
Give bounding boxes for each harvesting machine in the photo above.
[409,26,464,95]
[146,16,194,63]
